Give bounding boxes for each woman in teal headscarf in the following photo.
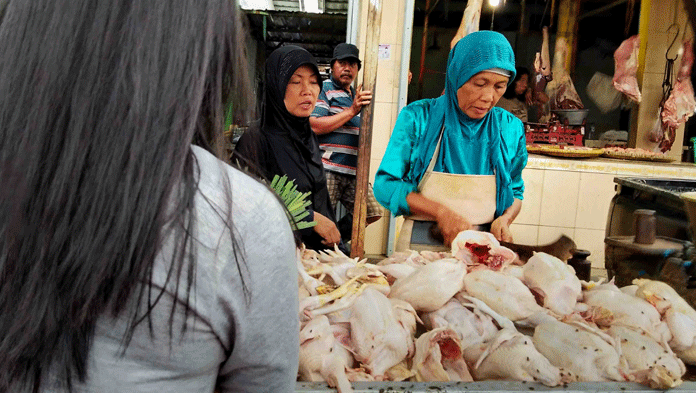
[374,31,527,250]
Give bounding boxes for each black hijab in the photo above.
[235,45,336,250]
[261,45,322,154]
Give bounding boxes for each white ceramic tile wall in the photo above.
[538,226,575,245]
[539,170,580,228]
[516,168,543,225]
[509,223,539,246]
[574,228,607,269]
[371,102,395,158]
[575,172,617,230]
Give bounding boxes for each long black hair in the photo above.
[0,0,249,391]
[503,66,530,100]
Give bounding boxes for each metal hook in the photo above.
[666,23,680,61]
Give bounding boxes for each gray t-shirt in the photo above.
[47,146,299,392]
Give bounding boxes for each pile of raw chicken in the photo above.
[298,230,696,392]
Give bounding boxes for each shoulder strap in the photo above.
[417,124,445,191]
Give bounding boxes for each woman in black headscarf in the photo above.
[235,45,341,251]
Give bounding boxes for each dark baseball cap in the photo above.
[331,43,361,68]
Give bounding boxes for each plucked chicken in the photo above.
[451,230,517,269]
[632,278,696,364]
[349,287,414,376]
[583,280,671,343]
[522,252,581,316]
[299,315,354,393]
[533,320,627,381]
[463,269,545,322]
[607,325,686,389]
[421,298,498,349]
[411,327,473,382]
[389,259,466,312]
[464,328,567,386]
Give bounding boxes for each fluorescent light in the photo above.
[304,0,322,13]
[239,0,272,10]
[489,0,500,6]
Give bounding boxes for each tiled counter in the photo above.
[510,154,696,268]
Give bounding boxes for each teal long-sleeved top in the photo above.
[374,99,528,217]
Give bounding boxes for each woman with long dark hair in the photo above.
[496,66,531,122]
[0,1,299,392]
[234,46,342,251]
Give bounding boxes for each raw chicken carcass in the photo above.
[522,252,581,316]
[608,325,686,389]
[632,278,696,364]
[583,281,671,343]
[376,263,416,284]
[411,327,473,382]
[453,297,567,386]
[463,328,567,386]
[299,315,354,393]
[376,250,428,267]
[451,230,518,269]
[421,298,499,349]
[533,320,627,381]
[389,258,466,312]
[613,35,642,102]
[390,298,420,337]
[349,287,414,376]
[463,269,545,322]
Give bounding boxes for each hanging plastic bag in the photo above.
[586,72,622,113]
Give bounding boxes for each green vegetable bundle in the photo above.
[270,175,316,230]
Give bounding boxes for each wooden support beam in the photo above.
[556,0,580,74]
[417,0,431,100]
[351,0,383,258]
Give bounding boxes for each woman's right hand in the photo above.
[313,212,341,247]
[435,205,472,246]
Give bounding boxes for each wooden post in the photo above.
[519,0,527,35]
[417,0,430,100]
[350,0,383,258]
[556,0,580,74]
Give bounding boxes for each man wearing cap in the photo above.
[310,43,382,243]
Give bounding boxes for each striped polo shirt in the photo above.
[311,75,361,176]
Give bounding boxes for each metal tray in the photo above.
[297,380,696,392]
[615,177,696,203]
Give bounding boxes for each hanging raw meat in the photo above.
[530,27,552,122]
[546,37,584,110]
[450,0,483,48]
[533,27,553,94]
[612,35,642,103]
[659,38,696,152]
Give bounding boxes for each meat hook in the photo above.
[666,23,680,61]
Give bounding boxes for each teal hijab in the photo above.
[412,30,516,216]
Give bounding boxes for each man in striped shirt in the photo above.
[310,43,382,243]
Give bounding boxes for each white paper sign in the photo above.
[378,44,391,60]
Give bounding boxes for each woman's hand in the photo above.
[491,199,521,242]
[313,212,341,246]
[490,215,513,242]
[434,205,472,246]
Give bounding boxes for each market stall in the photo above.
[296,227,696,392]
